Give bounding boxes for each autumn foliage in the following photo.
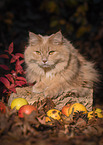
[0,42,27,94]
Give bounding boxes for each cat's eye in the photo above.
[49,51,55,55]
[35,51,41,55]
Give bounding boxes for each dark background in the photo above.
[0,0,103,105]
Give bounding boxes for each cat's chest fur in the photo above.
[45,72,54,79]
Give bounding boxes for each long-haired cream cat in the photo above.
[24,31,98,99]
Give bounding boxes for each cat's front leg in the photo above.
[32,81,47,93]
[44,83,63,98]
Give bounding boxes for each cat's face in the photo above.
[25,31,70,71]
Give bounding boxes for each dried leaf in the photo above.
[37,116,46,125]
[76,118,87,127]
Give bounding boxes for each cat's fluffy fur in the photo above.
[24,31,98,98]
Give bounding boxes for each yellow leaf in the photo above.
[47,1,57,13]
[50,20,58,27]
[4,19,13,25]
[59,19,66,25]
[76,25,91,38]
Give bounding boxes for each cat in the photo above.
[24,31,99,100]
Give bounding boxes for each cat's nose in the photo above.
[42,59,47,63]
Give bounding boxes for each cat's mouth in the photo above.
[40,64,51,68]
[39,63,55,70]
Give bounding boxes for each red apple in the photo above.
[61,104,71,116]
[0,101,6,113]
[18,105,37,118]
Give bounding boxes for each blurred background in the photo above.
[0,0,103,105]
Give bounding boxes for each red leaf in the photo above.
[3,88,7,93]
[16,64,23,74]
[5,74,14,84]
[0,77,10,89]
[10,53,24,63]
[15,53,24,58]
[19,60,24,64]
[11,71,17,79]
[5,42,13,54]
[3,86,16,93]
[15,80,27,86]
[16,76,27,82]
[7,84,16,93]
[0,54,9,59]
[0,64,10,70]
[0,102,6,114]
[9,88,16,93]
[10,54,20,63]
[15,60,24,74]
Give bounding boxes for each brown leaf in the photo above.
[76,118,87,127]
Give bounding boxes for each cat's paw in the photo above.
[44,87,59,98]
[32,86,43,93]
[32,82,45,93]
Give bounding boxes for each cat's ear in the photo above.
[29,32,42,45]
[49,31,63,45]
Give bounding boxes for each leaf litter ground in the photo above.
[0,98,103,145]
